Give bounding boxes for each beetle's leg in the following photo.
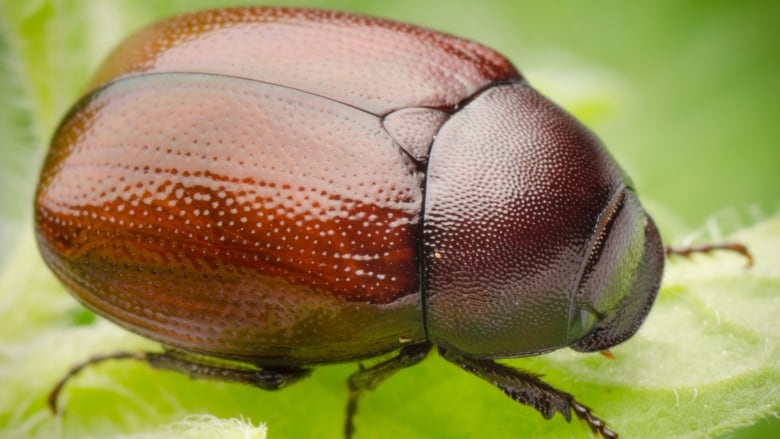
[48,349,310,414]
[664,241,753,267]
[345,341,432,439]
[439,347,618,439]
[145,348,310,390]
[49,351,144,413]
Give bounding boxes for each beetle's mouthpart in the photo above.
[570,191,665,352]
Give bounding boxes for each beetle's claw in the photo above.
[570,400,618,439]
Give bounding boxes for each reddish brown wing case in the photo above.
[34,7,519,364]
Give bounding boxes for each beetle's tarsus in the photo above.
[48,351,147,414]
[570,400,618,439]
[344,342,432,439]
[439,347,619,439]
[665,241,753,268]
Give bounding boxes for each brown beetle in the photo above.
[36,7,668,438]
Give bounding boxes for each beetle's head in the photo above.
[568,187,665,352]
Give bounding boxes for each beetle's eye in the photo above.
[568,189,664,351]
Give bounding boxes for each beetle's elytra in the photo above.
[36,7,665,438]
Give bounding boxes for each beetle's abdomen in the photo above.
[35,73,425,364]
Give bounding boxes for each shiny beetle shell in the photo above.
[35,6,664,436]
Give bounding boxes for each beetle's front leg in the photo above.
[48,348,310,413]
[345,341,432,438]
[439,347,618,439]
[665,241,753,267]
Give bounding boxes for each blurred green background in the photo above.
[3,0,779,239]
[1,0,778,438]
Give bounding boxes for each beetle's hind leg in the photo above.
[48,348,310,414]
[439,347,618,439]
[345,341,432,439]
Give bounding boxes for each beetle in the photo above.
[34,6,672,438]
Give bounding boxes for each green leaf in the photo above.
[1,215,778,438]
